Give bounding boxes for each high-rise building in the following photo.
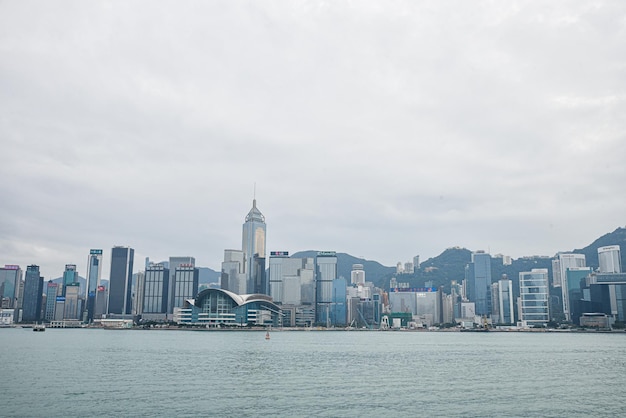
[268,252,315,327]
[221,250,246,294]
[519,268,550,326]
[172,264,199,310]
[22,265,43,323]
[107,246,134,316]
[388,287,442,326]
[351,264,365,286]
[142,263,169,318]
[45,281,58,321]
[133,271,145,316]
[465,251,492,316]
[63,283,81,320]
[551,259,561,288]
[331,278,347,327]
[94,285,107,318]
[242,199,266,294]
[85,249,103,321]
[315,251,337,325]
[413,255,420,271]
[491,282,500,321]
[498,275,514,324]
[554,253,586,288]
[168,257,195,313]
[62,264,78,297]
[269,252,315,305]
[0,265,21,309]
[598,245,622,274]
[563,267,592,322]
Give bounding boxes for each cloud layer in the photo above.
[1,1,625,279]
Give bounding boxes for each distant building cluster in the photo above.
[1,202,624,331]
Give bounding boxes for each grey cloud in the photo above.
[1,1,625,278]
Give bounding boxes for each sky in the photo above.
[1,1,625,280]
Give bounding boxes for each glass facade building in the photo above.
[86,250,103,322]
[465,251,492,316]
[143,264,169,314]
[176,288,281,327]
[498,277,514,324]
[108,246,135,315]
[242,199,266,294]
[330,278,347,326]
[63,283,81,320]
[173,265,199,310]
[45,281,58,321]
[0,265,21,309]
[315,252,337,324]
[62,264,78,297]
[168,257,195,313]
[586,273,626,322]
[221,249,246,295]
[555,253,586,289]
[563,267,592,322]
[519,268,550,326]
[22,265,43,323]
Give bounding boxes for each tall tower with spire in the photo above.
[242,198,267,294]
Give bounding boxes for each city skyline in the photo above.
[1,2,625,280]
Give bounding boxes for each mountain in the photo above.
[572,227,626,270]
[375,247,472,292]
[360,227,626,294]
[291,251,396,289]
[198,267,220,285]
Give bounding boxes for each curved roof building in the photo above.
[182,288,281,326]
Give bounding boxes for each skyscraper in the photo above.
[107,246,134,316]
[62,264,78,297]
[554,253,586,288]
[142,263,169,319]
[519,268,550,326]
[316,251,337,324]
[45,281,58,321]
[168,257,195,313]
[464,251,492,316]
[0,265,21,309]
[221,249,246,294]
[172,263,198,311]
[268,252,315,305]
[598,245,622,274]
[242,199,266,294]
[85,249,103,321]
[497,275,514,324]
[22,265,43,323]
[351,264,365,286]
[563,266,592,322]
[63,283,81,320]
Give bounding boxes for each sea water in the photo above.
[1,328,625,417]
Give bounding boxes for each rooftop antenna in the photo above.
[253,182,257,207]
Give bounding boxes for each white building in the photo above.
[519,269,550,326]
[598,245,622,274]
[498,276,514,324]
[268,252,314,305]
[350,264,365,286]
[554,253,586,288]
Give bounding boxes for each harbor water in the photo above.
[1,328,625,417]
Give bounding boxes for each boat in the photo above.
[265,331,270,340]
[33,323,46,332]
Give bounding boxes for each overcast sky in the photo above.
[1,1,625,280]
